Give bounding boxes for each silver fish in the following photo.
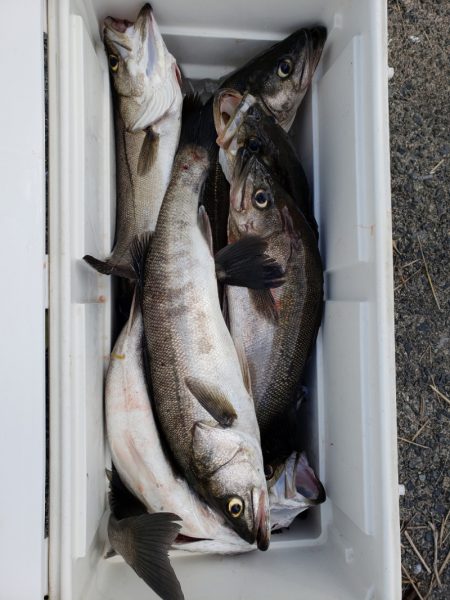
[222,26,327,131]
[84,4,182,275]
[269,452,325,531]
[106,304,253,554]
[140,105,271,550]
[227,156,323,481]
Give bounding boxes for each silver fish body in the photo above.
[106,305,251,553]
[85,5,182,274]
[141,136,270,550]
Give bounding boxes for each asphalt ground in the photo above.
[388,1,449,597]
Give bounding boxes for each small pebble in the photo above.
[419,474,426,482]
[413,563,422,575]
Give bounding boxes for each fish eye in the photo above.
[253,189,272,210]
[247,137,261,153]
[109,54,119,72]
[227,497,244,518]
[264,464,274,480]
[277,58,293,78]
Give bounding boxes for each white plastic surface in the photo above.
[48,1,400,599]
[0,2,46,599]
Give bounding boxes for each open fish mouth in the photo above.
[104,4,153,36]
[214,89,256,150]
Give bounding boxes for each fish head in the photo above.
[215,93,295,190]
[225,27,326,130]
[229,156,284,240]
[103,3,182,131]
[192,422,270,550]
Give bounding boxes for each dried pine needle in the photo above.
[429,384,450,406]
[417,235,441,310]
[403,530,432,574]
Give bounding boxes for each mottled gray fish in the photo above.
[215,91,318,237]
[139,100,278,550]
[227,156,323,481]
[202,25,326,253]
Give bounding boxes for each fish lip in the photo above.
[252,488,270,551]
[103,17,134,35]
[213,89,243,148]
[103,4,153,43]
[310,25,327,51]
[214,90,257,149]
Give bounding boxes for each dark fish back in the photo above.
[256,213,323,453]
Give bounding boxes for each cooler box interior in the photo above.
[48,0,400,598]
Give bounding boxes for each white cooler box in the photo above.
[4,0,398,598]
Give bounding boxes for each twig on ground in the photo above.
[401,513,418,533]
[417,235,441,310]
[404,530,432,574]
[401,564,425,600]
[401,259,421,269]
[393,238,402,256]
[395,267,422,291]
[438,547,450,577]
[429,384,450,406]
[440,508,450,545]
[429,158,445,174]
[399,436,430,449]
[429,522,442,588]
[411,419,430,442]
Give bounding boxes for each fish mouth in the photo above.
[307,26,327,76]
[104,4,153,35]
[310,25,327,53]
[214,89,256,150]
[253,488,270,551]
[103,4,153,48]
[295,452,326,504]
[103,17,134,35]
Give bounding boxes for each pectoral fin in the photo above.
[138,127,159,176]
[185,377,237,427]
[108,512,184,600]
[215,235,285,289]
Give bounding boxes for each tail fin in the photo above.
[178,94,216,151]
[108,512,184,600]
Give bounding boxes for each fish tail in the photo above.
[179,94,216,152]
[108,512,184,600]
